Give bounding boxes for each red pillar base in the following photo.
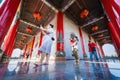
[55,50,66,61]
[55,56,66,61]
[83,54,88,60]
[55,51,65,57]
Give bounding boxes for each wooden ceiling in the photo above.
[14,0,112,49]
[15,0,56,49]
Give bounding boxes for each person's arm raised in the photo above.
[40,25,49,34]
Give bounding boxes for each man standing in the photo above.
[88,40,98,61]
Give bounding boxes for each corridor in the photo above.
[0,0,120,80]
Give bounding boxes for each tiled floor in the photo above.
[0,59,120,80]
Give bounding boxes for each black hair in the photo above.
[75,36,79,41]
[50,24,54,28]
[89,40,91,42]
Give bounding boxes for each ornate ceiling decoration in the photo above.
[14,0,112,49]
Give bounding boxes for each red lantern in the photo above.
[20,40,24,44]
[22,35,27,39]
[92,26,98,31]
[33,12,38,19]
[33,12,41,20]
[94,26,98,31]
[102,39,106,42]
[26,27,32,33]
[98,34,103,38]
[80,9,89,18]
[37,13,41,20]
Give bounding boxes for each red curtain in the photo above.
[0,0,21,46]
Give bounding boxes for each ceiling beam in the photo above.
[96,36,110,41]
[81,16,104,28]
[67,9,80,24]
[91,29,108,36]
[99,40,112,43]
[17,32,33,37]
[105,40,112,43]
[20,20,40,29]
[43,0,58,12]
[62,0,76,12]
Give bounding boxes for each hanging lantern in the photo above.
[20,40,24,44]
[98,34,103,38]
[37,13,41,20]
[33,12,41,20]
[33,12,38,19]
[92,26,98,31]
[102,39,106,42]
[18,43,22,46]
[22,35,27,39]
[80,9,89,18]
[94,26,98,31]
[26,27,32,33]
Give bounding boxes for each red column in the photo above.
[95,43,101,59]
[88,34,92,40]
[0,0,6,15]
[56,11,65,57]
[107,21,120,48]
[38,32,43,55]
[99,45,105,58]
[111,33,119,56]
[99,45,107,62]
[3,20,20,56]
[0,0,21,46]
[30,36,35,57]
[79,28,87,58]
[107,21,120,56]
[101,0,120,36]
[8,31,17,56]
[110,0,120,17]
[23,45,27,58]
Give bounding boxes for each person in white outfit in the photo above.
[35,24,54,66]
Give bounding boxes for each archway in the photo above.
[102,44,118,61]
[11,48,23,59]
